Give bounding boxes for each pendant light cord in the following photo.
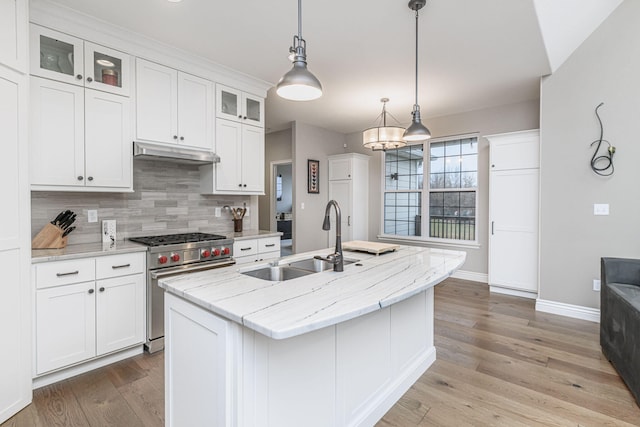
[414,8,419,108]
[590,102,615,176]
[298,0,302,40]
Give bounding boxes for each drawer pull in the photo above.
[111,263,131,269]
[88,288,94,294]
[56,270,79,277]
[99,287,105,292]
[265,244,276,247]
[240,247,252,251]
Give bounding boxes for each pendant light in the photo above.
[362,98,406,151]
[276,0,323,101]
[403,0,431,142]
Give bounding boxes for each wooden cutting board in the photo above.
[342,240,400,255]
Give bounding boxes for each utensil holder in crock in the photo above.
[233,218,243,232]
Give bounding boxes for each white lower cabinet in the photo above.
[34,252,145,376]
[165,288,434,427]
[233,236,280,265]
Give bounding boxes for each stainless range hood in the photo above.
[133,141,220,165]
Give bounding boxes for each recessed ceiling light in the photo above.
[167,0,182,2]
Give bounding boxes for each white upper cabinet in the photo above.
[216,84,264,128]
[201,119,264,194]
[0,0,28,73]
[30,76,132,190]
[30,24,130,97]
[136,58,213,150]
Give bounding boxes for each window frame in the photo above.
[378,133,480,248]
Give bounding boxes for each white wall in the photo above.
[539,0,640,309]
[345,100,540,276]
[259,128,293,230]
[292,122,347,253]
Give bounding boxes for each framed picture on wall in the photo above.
[308,159,319,193]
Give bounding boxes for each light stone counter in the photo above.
[31,241,148,263]
[159,245,465,339]
[227,229,282,241]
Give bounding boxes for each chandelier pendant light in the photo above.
[403,0,431,142]
[276,0,323,101]
[362,98,406,151]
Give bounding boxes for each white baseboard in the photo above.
[535,299,600,323]
[451,270,488,283]
[33,345,144,389]
[490,285,537,299]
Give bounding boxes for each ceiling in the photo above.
[41,0,621,135]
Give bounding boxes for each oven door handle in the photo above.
[150,260,236,280]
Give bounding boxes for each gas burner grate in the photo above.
[129,232,228,247]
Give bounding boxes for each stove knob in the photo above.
[212,248,221,257]
[201,249,211,258]
[158,255,168,264]
[222,247,230,255]
[171,253,180,262]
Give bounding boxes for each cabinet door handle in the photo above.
[180,136,184,141]
[77,176,84,181]
[238,115,242,118]
[240,247,252,251]
[243,184,247,187]
[56,270,79,277]
[173,135,178,140]
[238,184,242,187]
[99,287,105,292]
[111,263,131,269]
[88,288,94,294]
[348,216,351,226]
[491,221,495,235]
[265,244,275,248]
[76,74,83,80]
[87,77,93,83]
[87,176,93,181]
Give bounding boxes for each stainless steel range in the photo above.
[129,232,234,353]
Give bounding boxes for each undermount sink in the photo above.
[241,265,314,282]
[287,257,358,273]
[240,257,360,281]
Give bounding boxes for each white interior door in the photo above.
[489,168,539,292]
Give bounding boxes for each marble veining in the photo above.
[159,245,466,339]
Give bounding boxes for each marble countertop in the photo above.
[159,245,466,340]
[32,241,148,263]
[229,229,283,241]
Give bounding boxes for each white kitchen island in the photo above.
[159,245,465,427]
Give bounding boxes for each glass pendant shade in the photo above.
[362,98,406,151]
[363,126,406,150]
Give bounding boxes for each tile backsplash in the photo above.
[31,159,256,245]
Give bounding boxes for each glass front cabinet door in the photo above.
[30,24,130,97]
[216,84,264,128]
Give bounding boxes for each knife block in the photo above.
[32,223,68,249]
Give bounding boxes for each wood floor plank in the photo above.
[30,381,88,427]
[67,369,144,427]
[5,278,639,427]
[117,376,164,427]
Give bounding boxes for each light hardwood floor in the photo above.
[4,278,639,426]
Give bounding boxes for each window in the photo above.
[383,135,478,243]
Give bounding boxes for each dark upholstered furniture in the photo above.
[600,257,640,406]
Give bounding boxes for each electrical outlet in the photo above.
[301,202,305,210]
[593,279,601,292]
[593,204,609,215]
[88,210,98,223]
[215,207,221,217]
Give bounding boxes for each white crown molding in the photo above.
[535,298,600,323]
[29,0,272,97]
